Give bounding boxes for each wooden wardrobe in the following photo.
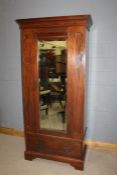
[16,15,92,170]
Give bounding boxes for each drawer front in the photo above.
[26,134,83,158]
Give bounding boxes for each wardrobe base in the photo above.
[24,145,87,171]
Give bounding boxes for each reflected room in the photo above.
[38,40,67,131]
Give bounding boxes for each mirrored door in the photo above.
[38,40,67,131]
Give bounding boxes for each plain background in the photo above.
[0,0,117,143]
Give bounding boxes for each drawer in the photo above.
[26,134,83,158]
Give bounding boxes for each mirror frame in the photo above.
[38,36,67,133]
[36,31,69,136]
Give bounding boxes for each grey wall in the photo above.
[0,0,117,143]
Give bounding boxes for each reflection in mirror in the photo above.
[38,40,67,131]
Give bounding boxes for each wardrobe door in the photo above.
[37,36,68,133]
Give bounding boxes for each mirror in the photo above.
[38,40,67,131]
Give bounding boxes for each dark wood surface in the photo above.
[16,14,92,170]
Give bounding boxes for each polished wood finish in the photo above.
[1,127,117,152]
[16,15,92,170]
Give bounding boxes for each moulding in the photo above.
[85,140,117,152]
[0,127,117,152]
[0,127,24,137]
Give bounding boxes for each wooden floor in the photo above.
[0,133,117,175]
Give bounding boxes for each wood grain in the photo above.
[16,14,92,170]
[1,127,117,152]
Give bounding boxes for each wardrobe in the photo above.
[16,14,92,170]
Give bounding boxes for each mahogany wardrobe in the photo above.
[16,15,92,170]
